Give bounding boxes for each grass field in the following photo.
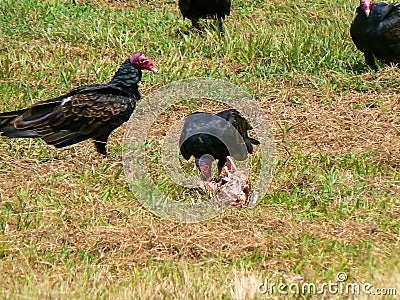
[0,0,399,298]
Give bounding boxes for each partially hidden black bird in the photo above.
[350,0,400,69]
[179,109,260,181]
[178,0,231,30]
[0,52,157,156]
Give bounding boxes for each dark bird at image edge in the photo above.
[0,52,157,156]
[351,0,400,69]
[178,0,231,30]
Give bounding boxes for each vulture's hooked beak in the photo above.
[150,66,158,73]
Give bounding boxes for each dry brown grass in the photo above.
[1,81,399,296]
[1,0,400,297]
[264,86,400,162]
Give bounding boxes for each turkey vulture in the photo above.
[178,0,231,30]
[179,109,260,181]
[350,0,400,69]
[0,52,157,156]
[203,156,257,208]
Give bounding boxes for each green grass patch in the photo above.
[0,0,399,298]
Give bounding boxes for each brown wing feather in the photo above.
[5,87,134,148]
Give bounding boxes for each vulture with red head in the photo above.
[0,52,157,155]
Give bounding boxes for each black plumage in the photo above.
[0,52,157,156]
[178,0,231,30]
[351,0,400,69]
[179,109,260,181]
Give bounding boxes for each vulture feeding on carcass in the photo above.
[0,52,157,156]
[203,156,258,208]
[179,108,260,181]
[178,0,231,30]
[350,0,400,69]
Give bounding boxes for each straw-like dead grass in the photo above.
[264,87,400,162]
[1,83,399,295]
[1,0,399,297]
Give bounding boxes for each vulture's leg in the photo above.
[217,17,224,33]
[217,158,227,176]
[364,53,377,70]
[94,138,108,156]
[191,18,201,30]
